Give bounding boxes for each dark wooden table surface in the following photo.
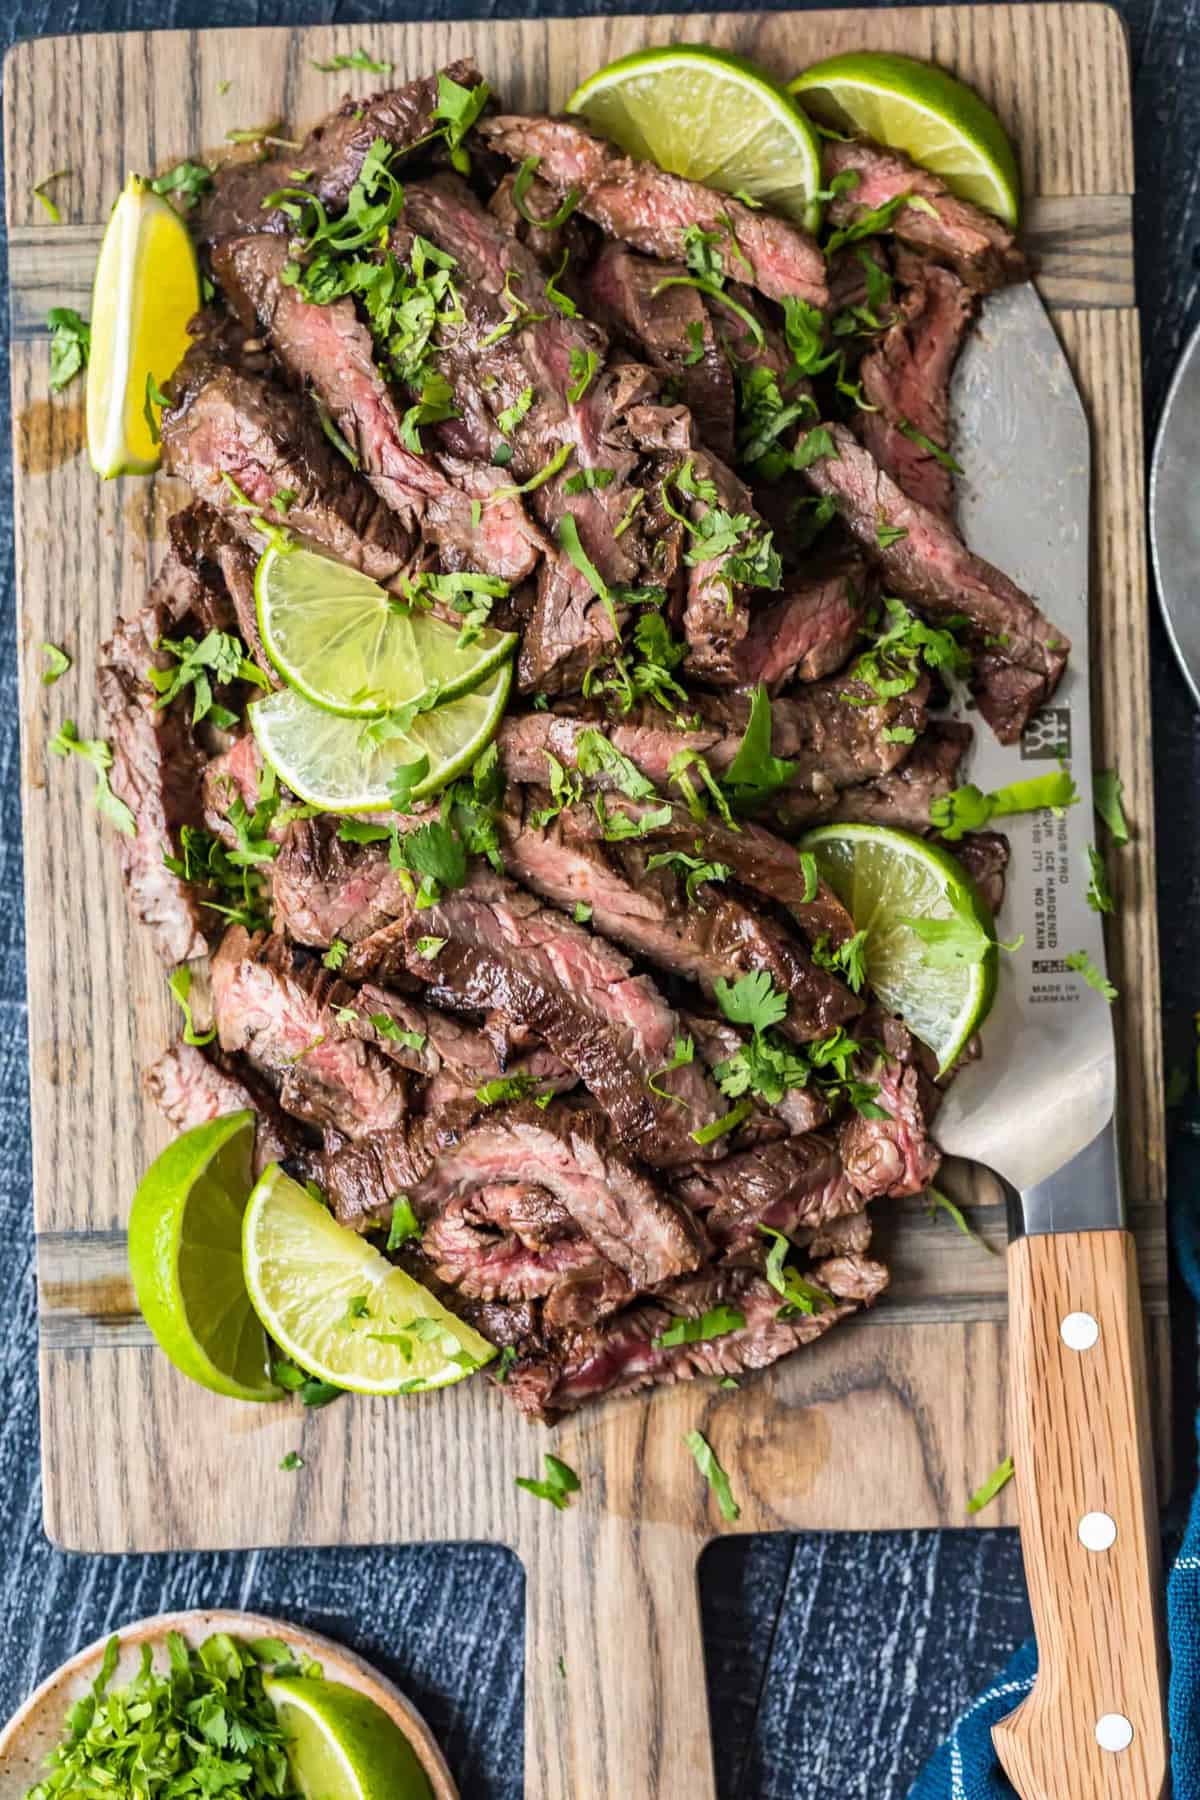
[1,2,1197,1793]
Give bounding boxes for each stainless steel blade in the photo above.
[932,284,1118,1219]
[1150,317,1200,705]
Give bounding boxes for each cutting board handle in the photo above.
[523,1515,716,1798]
[992,1229,1168,1799]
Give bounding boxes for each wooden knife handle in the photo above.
[522,1515,716,1798]
[992,1229,1168,1799]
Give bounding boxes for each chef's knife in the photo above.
[1150,316,1200,704]
[937,283,1168,1799]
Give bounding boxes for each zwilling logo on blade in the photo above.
[1021,707,1071,760]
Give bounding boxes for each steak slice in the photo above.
[342,868,729,1167]
[586,242,735,459]
[411,1101,703,1289]
[477,114,829,309]
[421,1183,633,1329]
[683,1011,829,1140]
[210,232,545,584]
[144,1042,312,1176]
[195,61,486,242]
[97,549,215,966]
[487,167,593,272]
[946,830,1010,915]
[674,1133,859,1249]
[858,257,975,516]
[499,789,861,1040]
[322,1119,441,1229]
[161,345,413,581]
[498,678,926,797]
[802,424,1069,741]
[271,815,416,946]
[210,926,409,1138]
[768,721,973,835]
[823,138,1027,293]
[838,1039,942,1199]
[731,558,868,689]
[502,1268,859,1422]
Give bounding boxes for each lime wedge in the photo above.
[265,1675,434,1799]
[87,173,201,477]
[128,1111,280,1402]
[250,657,511,812]
[242,1165,496,1395]
[256,545,517,719]
[799,823,997,1073]
[789,51,1020,227]
[567,45,825,230]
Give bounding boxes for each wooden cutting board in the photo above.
[5,7,1162,1792]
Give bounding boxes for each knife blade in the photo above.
[1150,316,1200,706]
[934,284,1169,1800]
[936,281,1116,1214]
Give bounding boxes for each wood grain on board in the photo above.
[3,12,1163,1783]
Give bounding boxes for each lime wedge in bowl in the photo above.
[567,45,825,229]
[256,545,517,718]
[128,1111,280,1402]
[789,51,1020,226]
[799,823,998,1074]
[243,1166,496,1395]
[87,173,201,477]
[265,1674,434,1800]
[250,657,511,811]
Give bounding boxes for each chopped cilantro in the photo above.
[476,1073,548,1107]
[370,1013,426,1052]
[723,685,799,799]
[415,936,446,959]
[149,159,213,208]
[967,1454,1015,1515]
[798,851,819,905]
[575,728,656,800]
[311,47,393,72]
[927,1185,998,1256]
[567,346,600,404]
[280,1450,305,1471]
[516,1452,581,1510]
[1094,768,1129,845]
[573,901,592,923]
[386,1195,422,1250]
[811,928,869,992]
[33,168,69,222]
[1065,949,1117,1002]
[166,966,215,1048]
[40,642,70,684]
[148,628,267,726]
[929,770,1079,840]
[323,938,348,971]
[497,385,534,436]
[759,1224,834,1319]
[690,1099,753,1144]
[49,720,135,836]
[645,846,731,904]
[684,1428,740,1520]
[563,466,615,494]
[656,1305,745,1349]
[512,155,580,228]
[47,306,90,392]
[558,513,617,633]
[1086,845,1115,914]
[714,969,789,1033]
[647,1035,696,1102]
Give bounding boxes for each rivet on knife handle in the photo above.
[991,1228,1168,1799]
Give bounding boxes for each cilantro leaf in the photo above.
[386,1195,422,1250]
[432,72,491,174]
[647,1035,695,1102]
[516,1452,581,1511]
[149,159,214,208]
[722,685,800,798]
[41,641,71,684]
[1094,768,1129,845]
[557,512,617,633]
[811,928,869,992]
[476,1073,550,1107]
[1065,949,1117,1002]
[1086,845,1115,914]
[690,1099,753,1144]
[47,306,90,392]
[575,728,656,800]
[967,1454,1015,1515]
[798,851,818,905]
[512,156,581,228]
[49,720,136,836]
[929,770,1079,841]
[713,969,789,1033]
[927,1185,999,1256]
[311,48,394,73]
[684,1428,740,1520]
[167,965,215,1047]
[759,1224,834,1319]
[655,1305,746,1349]
[645,846,731,904]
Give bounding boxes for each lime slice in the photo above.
[87,173,201,477]
[789,51,1020,227]
[128,1111,280,1402]
[799,823,997,1073]
[567,46,825,230]
[256,545,518,719]
[265,1675,434,1800]
[250,657,511,812]
[242,1165,496,1394]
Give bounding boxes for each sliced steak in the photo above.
[503,1268,858,1422]
[161,345,413,581]
[411,1101,703,1289]
[210,926,409,1138]
[802,424,1069,740]
[477,114,829,309]
[487,167,592,272]
[823,138,1026,293]
[499,789,861,1040]
[143,1042,310,1176]
[586,242,735,459]
[342,868,728,1167]
[498,678,925,797]
[946,830,1010,915]
[838,1044,941,1200]
[97,552,215,966]
[210,232,544,583]
[683,1011,829,1140]
[858,258,975,516]
[768,721,973,835]
[195,61,486,243]
[422,1183,633,1328]
[322,1119,441,1229]
[674,1133,859,1249]
[271,815,415,946]
[731,558,868,688]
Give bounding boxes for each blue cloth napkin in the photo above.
[909,1178,1200,1799]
